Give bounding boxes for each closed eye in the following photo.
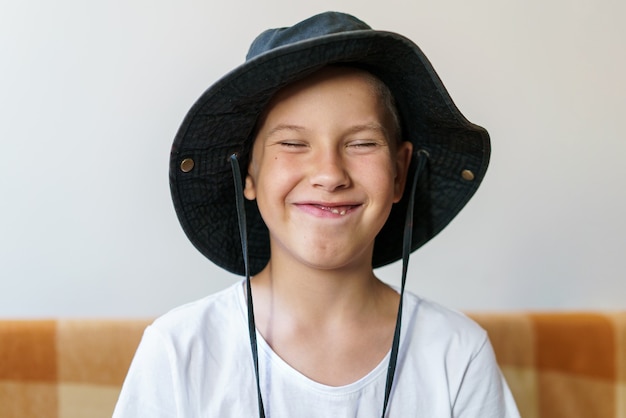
[348,142,378,148]
[346,140,386,152]
[279,141,307,148]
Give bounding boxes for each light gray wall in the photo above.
[1,1,624,317]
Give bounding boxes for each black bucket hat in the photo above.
[170,11,490,276]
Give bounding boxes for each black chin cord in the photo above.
[381,149,428,418]
[230,150,428,418]
[230,155,266,418]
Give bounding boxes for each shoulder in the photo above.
[114,281,253,417]
[148,280,245,342]
[402,291,488,354]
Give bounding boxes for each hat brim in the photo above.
[170,30,490,276]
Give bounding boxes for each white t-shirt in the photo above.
[114,281,520,417]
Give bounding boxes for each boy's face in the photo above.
[244,67,413,271]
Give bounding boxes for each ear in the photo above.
[243,173,257,200]
[393,141,413,203]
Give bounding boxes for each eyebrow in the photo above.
[264,124,306,139]
[264,122,389,138]
[345,123,389,137]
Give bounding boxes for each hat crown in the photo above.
[246,12,371,61]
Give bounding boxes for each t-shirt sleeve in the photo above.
[452,337,521,418]
[113,325,179,418]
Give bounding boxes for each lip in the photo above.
[293,201,362,218]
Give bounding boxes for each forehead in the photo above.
[253,66,394,137]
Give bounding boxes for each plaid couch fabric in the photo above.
[471,312,626,418]
[1,314,625,417]
[0,320,149,418]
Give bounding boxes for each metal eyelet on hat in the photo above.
[461,169,475,181]
[180,158,195,173]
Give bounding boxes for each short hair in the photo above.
[358,70,403,145]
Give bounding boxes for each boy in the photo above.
[114,12,520,417]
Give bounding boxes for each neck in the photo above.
[248,254,400,386]
[250,255,398,336]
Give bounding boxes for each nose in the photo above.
[308,147,350,191]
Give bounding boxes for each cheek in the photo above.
[250,158,294,207]
[362,154,396,183]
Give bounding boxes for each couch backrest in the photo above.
[0,319,150,418]
[1,313,625,418]
[471,312,626,418]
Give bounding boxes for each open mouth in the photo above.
[315,204,358,216]
[294,201,362,218]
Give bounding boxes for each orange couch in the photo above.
[1,313,625,417]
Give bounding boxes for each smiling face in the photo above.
[244,66,413,272]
